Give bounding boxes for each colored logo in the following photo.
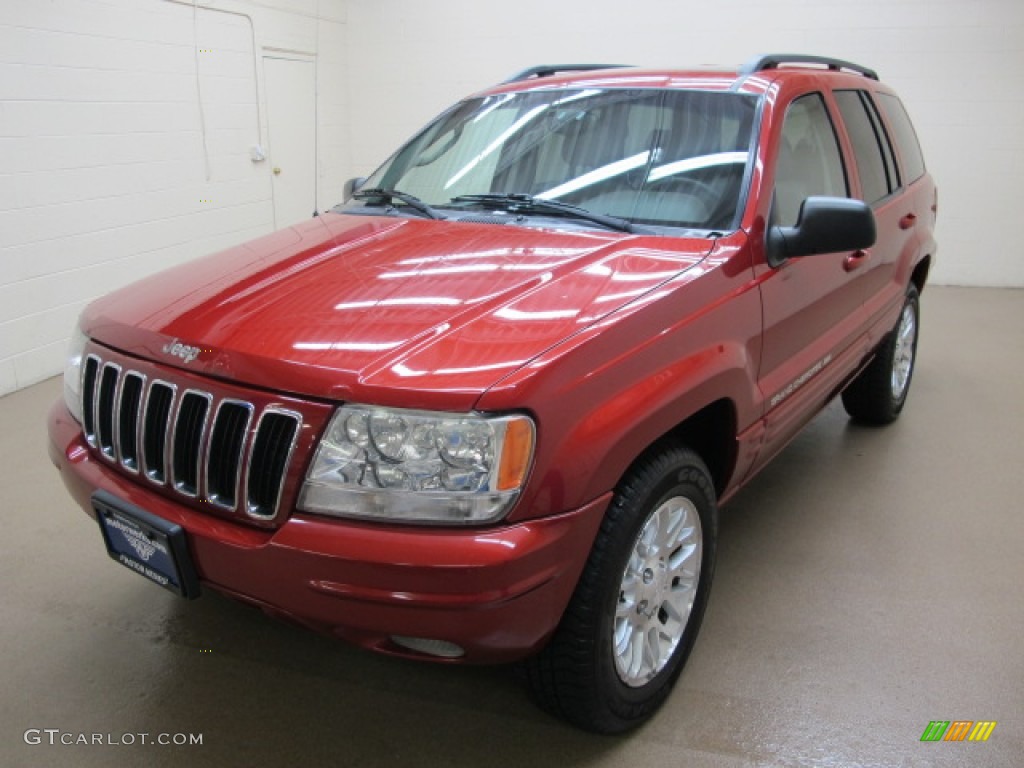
[920,721,996,742]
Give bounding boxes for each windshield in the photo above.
[358,88,759,231]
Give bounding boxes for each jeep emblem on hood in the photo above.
[162,339,203,364]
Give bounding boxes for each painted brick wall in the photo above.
[346,0,1024,289]
[0,0,350,396]
[4,0,1020,397]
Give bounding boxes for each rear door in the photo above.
[832,89,917,344]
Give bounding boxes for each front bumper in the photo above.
[48,400,608,663]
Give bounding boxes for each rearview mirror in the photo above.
[768,197,876,266]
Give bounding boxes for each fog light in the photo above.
[391,635,465,659]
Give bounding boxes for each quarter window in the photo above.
[876,93,926,182]
[774,94,848,227]
[835,90,897,204]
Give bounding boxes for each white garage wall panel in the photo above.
[0,0,350,396]
[345,0,1024,289]
[2,0,1020,398]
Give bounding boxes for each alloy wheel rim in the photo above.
[613,495,703,687]
[891,303,917,400]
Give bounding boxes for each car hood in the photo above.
[83,213,711,410]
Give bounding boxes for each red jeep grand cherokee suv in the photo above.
[48,54,935,732]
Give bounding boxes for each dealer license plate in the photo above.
[93,490,200,599]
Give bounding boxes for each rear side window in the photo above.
[834,90,898,204]
[876,93,926,182]
[774,93,848,227]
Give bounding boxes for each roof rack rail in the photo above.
[739,54,879,81]
[503,64,629,84]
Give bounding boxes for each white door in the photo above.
[263,56,316,228]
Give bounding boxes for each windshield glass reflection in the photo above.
[358,88,758,231]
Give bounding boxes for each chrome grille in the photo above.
[96,362,119,458]
[246,410,301,519]
[82,356,99,440]
[143,381,175,483]
[118,373,144,471]
[171,390,211,496]
[206,401,253,510]
[82,353,302,521]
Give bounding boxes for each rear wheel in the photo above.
[842,286,920,424]
[522,446,717,733]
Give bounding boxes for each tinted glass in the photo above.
[362,88,759,230]
[876,93,926,182]
[862,93,900,189]
[835,90,893,204]
[774,93,848,227]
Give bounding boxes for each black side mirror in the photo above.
[343,177,367,201]
[768,197,876,266]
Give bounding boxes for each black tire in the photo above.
[842,286,920,425]
[522,446,717,733]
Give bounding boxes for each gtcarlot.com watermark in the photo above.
[24,729,202,747]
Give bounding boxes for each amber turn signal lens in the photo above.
[497,417,534,492]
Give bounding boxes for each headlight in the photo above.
[63,326,89,424]
[298,405,535,525]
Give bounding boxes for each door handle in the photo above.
[843,249,870,272]
[899,213,917,230]
[273,167,282,176]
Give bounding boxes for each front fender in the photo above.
[480,240,762,522]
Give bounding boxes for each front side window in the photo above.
[356,88,759,231]
[774,93,848,227]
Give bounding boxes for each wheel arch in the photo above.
[616,398,738,500]
[911,254,931,296]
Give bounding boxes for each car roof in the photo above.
[484,55,881,97]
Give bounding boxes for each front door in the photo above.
[756,92,869,465]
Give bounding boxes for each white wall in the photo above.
[3,0,1021,396]
[0,0,350,396]
[346,0,1024,289]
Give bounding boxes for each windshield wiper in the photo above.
[450,193,634,233]
[352,188,445,220]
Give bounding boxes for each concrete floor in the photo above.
[1,285,1021,767]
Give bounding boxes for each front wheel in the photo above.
[522,446,717,733]
[842,286,920,425]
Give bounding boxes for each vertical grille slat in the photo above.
[246,410,301,519]
[118,373,144,471]
[172,391,211,497]
[81,352,304,524]
[206,401,252,509]
[143,382,175,483]
[97,364,120,459]
[82,356,100,445]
